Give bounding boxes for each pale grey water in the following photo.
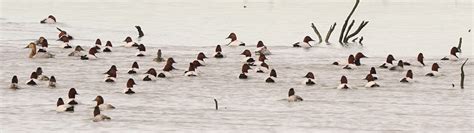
[0,0,473,132]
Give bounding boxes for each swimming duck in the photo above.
[124,78,136,94]
[379,54,396,68]
[354,52,367,66]
[93,39,102,51]
[127,62,139,74]
[123,36,138,48]
[36,37,48,52]
[68,45,85,57]
[40,15,56,24]
[184,63,198,77]
[214,45,224,58]
[239,64,252,79]
[93,95,115,110]
[25,42,54,58]
[292,36,314,48]
[26,72,38,86]
[104,65,117,82]
[136,44,146,56]
[48,76,56,88]
[56,98,74,112]
[400,70,413,83]
[225,33,245,46]
[158,58,176,78]
[255,41,271,55]
[35,67,49,81]
[59,35,72,49]
[195,52,207,66]
[389,60,404,71]
[441,47,460,61]
[302,72,316,85]
[92,106,111,122]
[67,88,79,105]
[364,74,380,88]
[80,47,99,60]
[366,67,378,80]
[57,27,74,40]
[426,63,441,77]
[287,88,303,102]
[10,75,19,89]
[143,68,157,81]
[103,41,113,52]
[336,76,351,89]
[241,49,255,66]
[342,55,356,69]
[265,69,277,83]
[153,49,165,62]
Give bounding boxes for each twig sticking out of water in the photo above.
[461,58,468,89]
[135,26,144,38]
[457,37,462,53]
[343,20,355,44]
[352,37,358,43]
[311,23,323,44]
[345,21,369,43]
[359,36,364,45]
[214,98,218,110]
[469,29,471,32]
[325,23,337,44]
[339,0,360,45]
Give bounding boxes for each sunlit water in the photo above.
[0,0,473,132]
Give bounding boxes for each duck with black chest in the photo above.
[36,37,48,52]
[337,76,351,89]
[255,54,269,73]
[225,33,245,46]
[354,52,367,66]
[10,75,19,89]
[67,88,79,105]
[92,106,111,122]
[255,41,271,55]
[93,95,115,110]
[241,49,255,66]
[124,78,136,94]
[26,72,38,86]
[265,69,277,83]
[195,52,207,66]
[389,60,404,71]
[80,47,99,60]
[239,64,252,79]
[364,74,380,88]
[302,72,316,85]
[136,44,146,56]
[56,98,74,112]
[104,65,117,82]
[40,15,56,24]
[214,45,224,58]
[366,67,378,80]
[343,55,357,69]
[57,27,74,41]
[400,70,414,83]
[292,36,314,48]
[143,68,158,81]
[93,39,102,51]
[441,47,460,61]
[35,67,49,81]
[287,88,303,102]
[48,76,56,88]
[184,63,198,77]
[127,61,139,74]
[59,35,72,49]
[158,58,176,78]
[426,63,441,77]
[123,36,138,48]
[103,41,113,52]
[379,54,396,68]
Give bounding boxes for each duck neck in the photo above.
[29,45,37,58]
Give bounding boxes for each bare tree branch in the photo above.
[325,23,337,44]
[343,20,355,44]
[339,0,360,45]
[352,37,359,42]
[359,36,364,45]
[457,37,462,53]
[311,23,323,44]
[461,58,468,89]
[345,21,369,43]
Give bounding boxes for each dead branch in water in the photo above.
[457,37,462,53]
[311,23,323,43]
[339,0,360,45]
[352,37,359,42]
[325,23,337,44]
[461,59,468,89]
[345,21,369,43]
[214,98,218,110]
[343,20,355,45]
[359,36,364,45]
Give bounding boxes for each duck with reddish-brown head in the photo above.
[426,63,441,77]
[254,41,271,55]
[80,47,99,60]
[292,36,314,48]
[68,45,85,57]
[10,75,19,89]
[288,88,303,102]
[103,41,113,52]
[56,98,74,112]
[265,69,277,83]
[302,72,316,85]
[123,36,138,48]
[364,74,380,88]
[124,78,136,94]
[441,47,460,61]
[143,68,158,81]
[400,70,414,83]
[184,62,198,77]
[40,15,56,24]
[127,61,139,74]
[104,65,117,82]
[225,33,245,46]
[380,54,396,69]
[136,44,146,56]
[214,45,224,58]
[239,64,252,79]
[158,58,176,78]
[336,76,351,89]
[241,49,255,66]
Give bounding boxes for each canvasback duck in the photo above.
[426,63,441,77]
[40,15,56,24]
[302,72,316,85]
[153,49,165,62]
[57,27,74,40]
[255,54,269,73]
[389,60,404,71]
[379,54,396,68]
[225,33,245,46]
[354,52,367,66]
[135,26,144,38]
[80,47,99,60]
[192,60,203,71]
[400,70,413,83]
[128,62,139,74]
[195,52,207,66]
[265,69,277,83]
[343,55,356,69]
[184,63,198,77]
[292,36,314,48]
[136,44,146,56]
[36,37,48,52]
[59,35,72,49]
[92,106,111,122]
[241,49,255,66]
[239,64,252,79]
[255,41,271,55]
[48,76,56,88]
[25,42,54,58]
[124,78,136,94]
[26,72,38,86]
[93,95,115,110]
[10,75,19,89]
[256,53,267,66]
[337,76,351,89]
[417,53,425,66]
[123,36,138,48]
[103,41,113,52]
[441,47,459,61]
[214,45,224,58]
[68,45,85,57]
[104,65,117,82]
[366,67,378,80]
[143,68,158,81]
[36,67,49,81]
[67,88,79,105]
[288,88,303,102]
[158,58,176,78]
[56,98,74,112]
[94,39,102,51]
[364,74,380,88]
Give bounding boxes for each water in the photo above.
[0,0,473,132]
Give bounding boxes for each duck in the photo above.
[354,52,367,66]
[80,47,99,60]
[35,67,49,81]
[143,68,158,81]
[416,53,426,66]
[336,76,351,89]
[26,72,38,86]
[441,47,460,61]
[342,55,356,69]
[255,41,271,55]
[400,70,413,83]
[57,27,74,40]
[389,60,404,71]
[127,61,139,74]
[68,45,85,57]
[123,36,138,48]
[287,88,303,102]
[59,35,72,49]
[48,76,56,88]
[225,33,245,46]
[426,63,441,77]
[56,98,74,112]
[10,75,19,89]
[158,58,176,78]
[103,41,113,52]
[214,45,224,58]
[241,49,255,66]
[67,88,79,105]
[302,72,316,85]
[195,52,207,66]
[153,49,165,62]
[124,78,136,94]
[364,74,380,88]
[40,15,56,24]
[379,54,396,68]
[256,62,270,73]
[255,53,267,66]
[292,36,314,48]
[184,63,198,77]
[136,44,146,56]
[239,64,252,79]
[265,69,277,83]
[192,60,203,71]
[366,67,378,80]
[25,42,54,58]
[92,106,111,122]
[36,37,48,52]
[93,95,115,110]
[104,65,117,82]
[93,39,102,51]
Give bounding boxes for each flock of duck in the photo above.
[8,15,464,122]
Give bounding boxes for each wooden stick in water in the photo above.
[461,58,468,89]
